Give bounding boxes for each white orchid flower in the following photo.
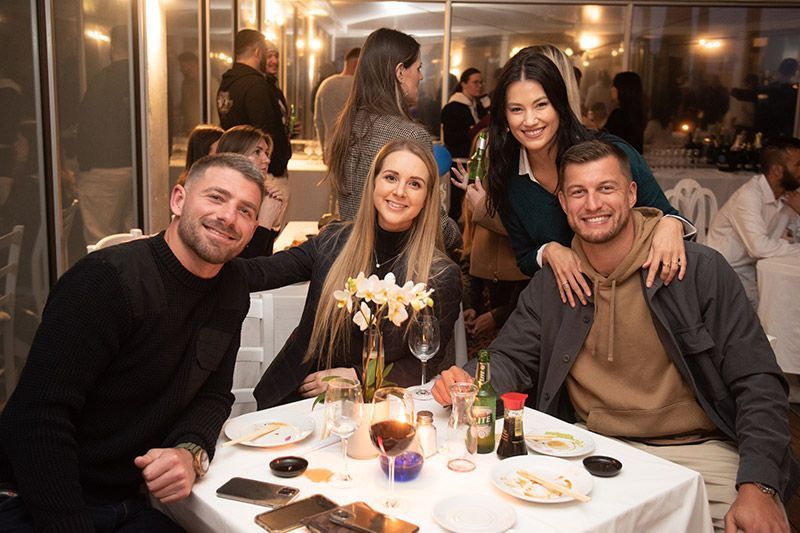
[387,299,409,327]
[333,289,353,312]
[355,273,384,303]
[353,301,373,331]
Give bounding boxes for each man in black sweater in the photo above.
[0,153,264,531]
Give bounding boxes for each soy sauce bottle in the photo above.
[497,392,528,459]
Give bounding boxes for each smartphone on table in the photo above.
[302,502,419,533]
[215,477,299,508]
[255,494,338,533]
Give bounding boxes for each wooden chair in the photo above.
[1,225,24,398]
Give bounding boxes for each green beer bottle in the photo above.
[473,350,497,453]
[467,130,487,183]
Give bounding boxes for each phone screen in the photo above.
[255,494,338,532]
[216,477,299,508]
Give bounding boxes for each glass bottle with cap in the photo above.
[496,392,528,459]
[415,410,437,458]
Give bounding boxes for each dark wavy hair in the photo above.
[455,67,480,94]
[486,49,590,216]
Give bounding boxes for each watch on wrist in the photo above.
[749,482,777,497]
[175,442,209,479]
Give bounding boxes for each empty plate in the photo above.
[433,494,516,533]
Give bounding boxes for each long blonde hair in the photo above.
[306,139,444,367]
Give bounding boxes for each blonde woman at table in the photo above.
[481,48,692,307]
[216,125,285,258]
[325,27,461,251]
[237,139,462,409]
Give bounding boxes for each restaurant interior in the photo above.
[1,0,800,529]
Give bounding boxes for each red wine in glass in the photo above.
[369,420,416,456]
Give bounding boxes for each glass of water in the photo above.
[324,378,362,487]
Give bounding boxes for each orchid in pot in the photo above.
[313,271,434,408]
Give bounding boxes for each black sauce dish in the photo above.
[583,455,623,477]
[269,456,308,478]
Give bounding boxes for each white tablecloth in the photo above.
[158,398,711,533]
[273,221,320,254]
[654,168,751,208]
[757,255,800,374]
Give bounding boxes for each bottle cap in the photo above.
[417,411,433,425]
[501,392,527,410]
[477,350,490,363]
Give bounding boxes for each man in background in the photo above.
[0,154,263,530]
[177,51,200,135]
[313,47,360,162]
[707,137,800,306]
[76,25,134,245]
[217,30,291,178]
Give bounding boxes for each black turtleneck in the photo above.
[0,232,250,531]
[374,223,410,278]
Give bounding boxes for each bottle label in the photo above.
[513,415,523,437]
[473,406,493,438]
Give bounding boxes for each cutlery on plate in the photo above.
[223,422,287,447]
[516,470,591,503]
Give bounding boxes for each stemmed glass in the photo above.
[407,315,440,400]
[369,387,415,513]
[324,378,363,488]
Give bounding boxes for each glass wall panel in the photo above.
[166,0,201,188]
[451,3,626,126]
[239,0,258,30]
[210,0,234,127]
[52,0,137,258]
[0,0,46,401]
[631,5,800,147]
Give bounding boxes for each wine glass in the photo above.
[369,387,415,513]
[407,315,440,400]
[324,378,362,488]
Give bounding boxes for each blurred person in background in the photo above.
[314,47,360,162]
[76,25,133,245]
[441,67,489,223]
[177,124,224,187]
[216,125,286,258]
[604,72,646,154]
[326,27,461,251]
[177,51,200,135]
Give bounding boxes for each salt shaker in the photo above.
[416,410,437,458]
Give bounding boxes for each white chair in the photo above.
[231,297,268,417]
[454,305,468,368]
[663,178,718,244]
[86,228,145,253]
[1,225,24,398]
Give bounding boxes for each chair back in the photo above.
[86,228,145,253]
[663,178,717,243]
[1,225,24,398]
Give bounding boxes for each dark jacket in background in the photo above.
[604,107,645,154]
[217,63,291,176]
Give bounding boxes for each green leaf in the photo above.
[382,362,394,379]
[311,392,326,410]
[366,358,377,387]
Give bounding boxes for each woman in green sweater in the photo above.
[479,48,690,307]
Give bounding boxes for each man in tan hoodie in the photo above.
[434,140,794,533]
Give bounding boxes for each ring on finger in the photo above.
[561,281,569,286]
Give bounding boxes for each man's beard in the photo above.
[780,166,800,192]
[177,214,242,265]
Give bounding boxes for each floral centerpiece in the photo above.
[314,272,434,406]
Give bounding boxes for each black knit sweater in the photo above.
[0,233,250,531]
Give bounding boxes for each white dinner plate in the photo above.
[525,427,596,458]
[223,411,315,448]
[491,455,593,503]
[433,494,516,533]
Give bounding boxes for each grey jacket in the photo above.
[468,241,798,499]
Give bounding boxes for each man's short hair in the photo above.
[345,47,361,61]
[185,153,265,195]
[234,29,265,58]
[558,139,632,191]
[760,137,800,174]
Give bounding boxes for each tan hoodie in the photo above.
[565,208,717,440]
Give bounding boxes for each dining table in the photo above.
[757,254,800,377]
[157,395,712,532]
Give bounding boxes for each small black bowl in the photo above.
[583,455,623,477]
[269,456,308,478]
